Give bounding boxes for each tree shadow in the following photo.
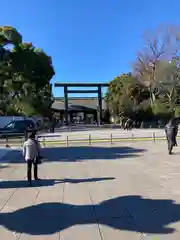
[0,177,115,189]
[1,146,146,163]
[0,148,13,164]
[0,195,179,235]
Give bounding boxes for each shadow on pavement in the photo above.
[0,177,115,189]
[0,195,179,235]
[1,146,146,163]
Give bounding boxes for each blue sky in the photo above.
[1,0,180,97]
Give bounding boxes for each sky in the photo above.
[1,0,180,97]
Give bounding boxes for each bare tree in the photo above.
[133,25,180,106]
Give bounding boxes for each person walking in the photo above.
[165,118,178,155]
[23,132,41,186]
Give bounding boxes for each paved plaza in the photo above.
[1,141,180,239]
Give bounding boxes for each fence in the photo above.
[0,132,174,148]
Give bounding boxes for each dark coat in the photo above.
[165,123,178,146]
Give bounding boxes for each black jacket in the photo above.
[165,123,178,145]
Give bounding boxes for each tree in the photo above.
[157,60,180,112]
[134,25,180,106]
[9,43,55,116]
[105,25,180,123]
[0,26,22,46]
[0,26,23,114]
[30,83,54,117]
[0,26,55,117]
[152,99,173,120]
[106,73,147,120]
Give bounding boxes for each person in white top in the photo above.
[23,132,41,186]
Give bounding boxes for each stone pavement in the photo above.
[1,141,180,239]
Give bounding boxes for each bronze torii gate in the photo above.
[54,83,109,125]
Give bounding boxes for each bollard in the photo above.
[89,134,91,145]
[132,133,134,141]
[153,132,155,142]
[110,133,113,144]
[66,136,69,147]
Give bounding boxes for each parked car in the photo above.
[0,119,38,138]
